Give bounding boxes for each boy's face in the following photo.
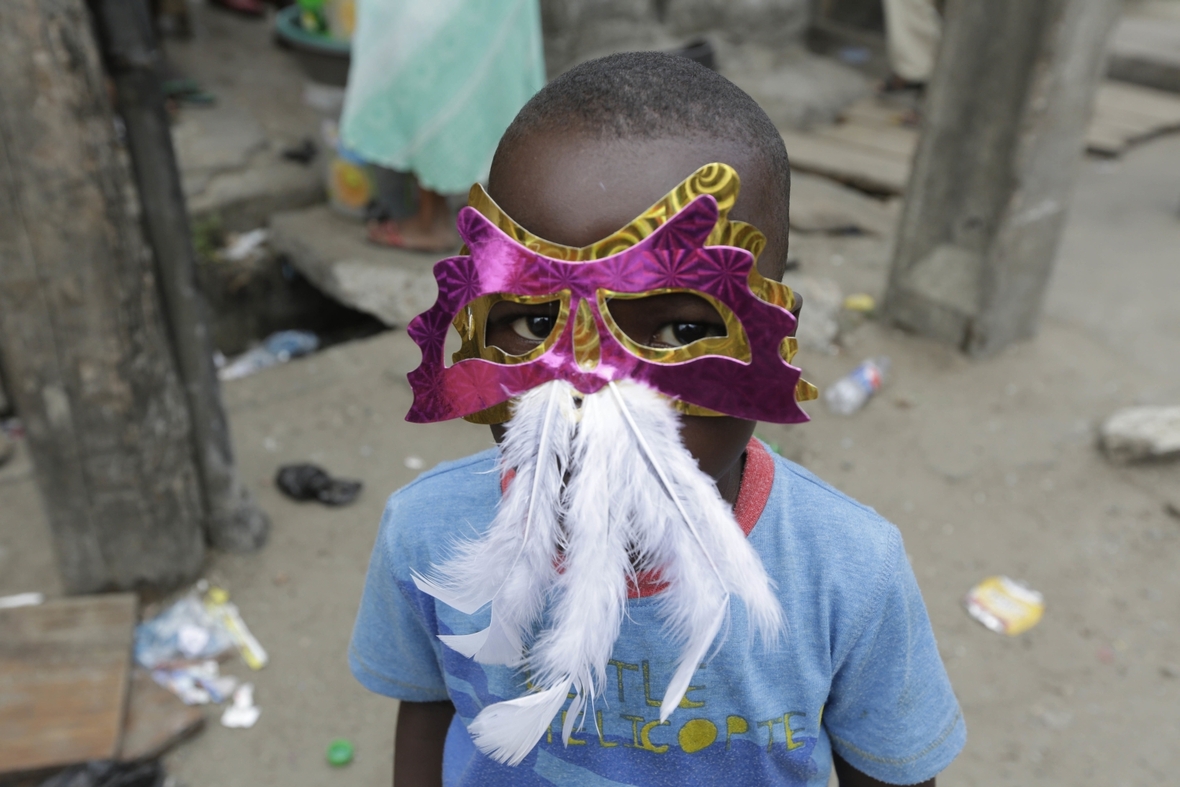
[486,131,797,488]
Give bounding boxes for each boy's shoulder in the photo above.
[757,449,909,633]
[764,448,901,556]
[376,448,501,564]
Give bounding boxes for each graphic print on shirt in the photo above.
[411,580,821,787]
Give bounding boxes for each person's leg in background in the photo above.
[881,0,942,88]
[366,167,456,251]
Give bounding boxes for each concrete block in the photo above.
[1107,2,1180,94]
[269,205,440,328]
[1101,406,1180,463]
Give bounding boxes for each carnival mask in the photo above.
[406,163,817,425]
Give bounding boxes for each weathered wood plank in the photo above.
[780,129,911,195]
[0,594,137,773]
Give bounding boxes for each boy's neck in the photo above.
[716,450,747,508]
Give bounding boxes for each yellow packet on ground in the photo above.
[205,586,269,670]
[963,576,1044,635]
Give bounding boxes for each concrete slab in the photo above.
[1108,1,1180,94]
[269,205,442,327]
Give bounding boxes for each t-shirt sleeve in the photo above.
[823,528,965,784]
[349,493,451,702]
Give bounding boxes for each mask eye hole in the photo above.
[483,296,564,358]
[603,292,726,349]
[597,289,751,364]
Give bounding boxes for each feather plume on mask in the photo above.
[415,379,784,766]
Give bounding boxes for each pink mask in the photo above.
[406,192,812,425]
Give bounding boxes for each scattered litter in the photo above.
[134,592,233,669]
[837,46,871,66]
[843,293,876,313]
[964,576,1044,636]
[0,591,43,610]
[404,455,425,471]
[282,137,319,164]
[205,587,269,670]
[326,738,355,767]
[37,759,166,787]
[218,330,320,381]
[1100,406,1180,463]
[152,660,237,706]
[825,357,890,415]
[276,463,362,506]
[220,683,261,729]
[221,228,269,263]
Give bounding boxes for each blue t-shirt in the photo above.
[350,444,965,786]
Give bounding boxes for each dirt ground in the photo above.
[2,16,1179,787]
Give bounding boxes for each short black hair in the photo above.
[495,51,790,232]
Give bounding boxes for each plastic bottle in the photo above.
[824,357,890,415]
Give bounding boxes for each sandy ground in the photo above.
[1,14,1178,783]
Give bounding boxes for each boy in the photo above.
[351,52,964,786]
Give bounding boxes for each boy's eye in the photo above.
[652,322,724,348]
[510,315,556,340]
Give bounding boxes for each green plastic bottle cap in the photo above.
[326,738,354,767]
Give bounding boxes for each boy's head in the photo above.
[489,51,792,281]
[483,51,796,486]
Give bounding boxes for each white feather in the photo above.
[468,679,572,766]
[528,390,633,695]
[415,381,572,640]
[437,628,489,658]
[607,382,785,716]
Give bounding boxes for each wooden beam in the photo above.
[0,0,204,591]
[92,0,269,551]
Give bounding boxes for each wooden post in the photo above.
[92,0,269,551]
[0,0,204,591]
[882,0,1120,356]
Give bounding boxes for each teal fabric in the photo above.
[340,0,546,193]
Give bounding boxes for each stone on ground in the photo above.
[1100,405,1180,463]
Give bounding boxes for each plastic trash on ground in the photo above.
[134,592,234,670]
[220,228,269,263]
[220,683,261,729]
[964,576,1044,636]
[218,330,320,381]
[326,738,354,766]
[825,357,890,415]
[152,660,238,706]
[0,592,45,610]
[205,587,269,670]
[842,293,876,312]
